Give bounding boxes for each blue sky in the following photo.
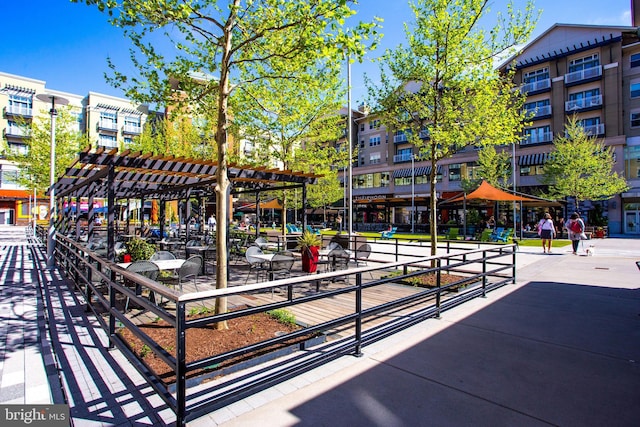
[2,0,632,104]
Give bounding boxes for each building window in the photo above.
[360,123,364,132]
[624,145,640,178]
[369,119,380,129]
[631,81,640,98]
[523,126,552,145]
[631,112,640,128]
[519,165,545,176]
[353,172,390,189]
[8,94,33,116]
[524,99,550,116]
[523,67,549,83]
[569,53,599,73]
[631,53,640,68]
[123,115,141,133]
[448,163,461,181]
[369,136,381,146]
[360,140,365,148]
[463,162,481,180]
[370,153,381,164]
[99,110,117,130]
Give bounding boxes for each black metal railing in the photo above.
[52,232,516,426]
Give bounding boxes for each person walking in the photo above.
[208,214,216,232]
[565,212,585,255]
[537,212,556,253]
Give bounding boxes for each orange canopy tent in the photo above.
[446,180,539,203]
[237,198,283,211]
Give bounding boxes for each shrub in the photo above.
[125,237,156,261]
[267,309,296,326]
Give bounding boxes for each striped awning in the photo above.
[392,165,440,178]
[518,153,550,166]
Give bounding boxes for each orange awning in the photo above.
[0,189,33,199]
[446,181,539,203]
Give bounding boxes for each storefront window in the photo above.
[624,145,640,179]
[353,172,390,189]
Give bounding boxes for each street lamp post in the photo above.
[347,55,353,237]
[411,153,415,234]
[36,93,69,268]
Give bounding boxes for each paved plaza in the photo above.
[1,225,639,426]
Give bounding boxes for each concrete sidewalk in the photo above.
[1,227,638,426]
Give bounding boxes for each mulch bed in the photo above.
[118,310,315,384]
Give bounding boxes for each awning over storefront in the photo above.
[518,153,550,166]
[392,165,441,178]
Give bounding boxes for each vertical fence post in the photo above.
[354,272,363,357]
[108,268,117,349]
[482,250,487,298]
[176,301,187,426]
[512,245,517,284]
[435,258,442,319]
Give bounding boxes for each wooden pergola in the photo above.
[51,147,320,260]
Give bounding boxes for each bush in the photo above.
[267,309,296,326]
[125,238,156,261]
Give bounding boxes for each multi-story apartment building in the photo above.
[0,71,152,225]
[349,22,640,235]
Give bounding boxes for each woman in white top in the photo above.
[537,212,556,253]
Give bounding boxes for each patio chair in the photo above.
[479,228,493,242]
[306,225,320,235]
[494,228,514,243]
[149,250,177,261]
[328,247,350,272]
[124,260,159,311]
[489,227,504,241]
[269,252,296,280]
[245,246,269,284]
[380,227,397,240]
[353,243,371,267]
[176,255,203,292]
[446,227,459,240]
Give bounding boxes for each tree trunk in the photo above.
[213,4,239,330]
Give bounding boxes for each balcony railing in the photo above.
[122,124,142,134]
[582,123,605,136]
[393,153,414,163]
[524,105,552,118]
[393,133,408,143]
[565,94,602,111]
[521,131,553,145]
[4,105,33,117]
[97,120,118,132]
[564,66,602,85]
[3,126,29,138]
[520,78,551,94]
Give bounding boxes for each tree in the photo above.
[541,116,629,211]
[461,145,512,192]
[5,106,87,196]
[76,0,380,328]
[128,111,216,158]
[366,0,536,255]
[235,66,347,231]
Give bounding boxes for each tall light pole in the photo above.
[512,141,517,238]
[36,93,69,268]
[411,153,415,233]
[347,55,353,237]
